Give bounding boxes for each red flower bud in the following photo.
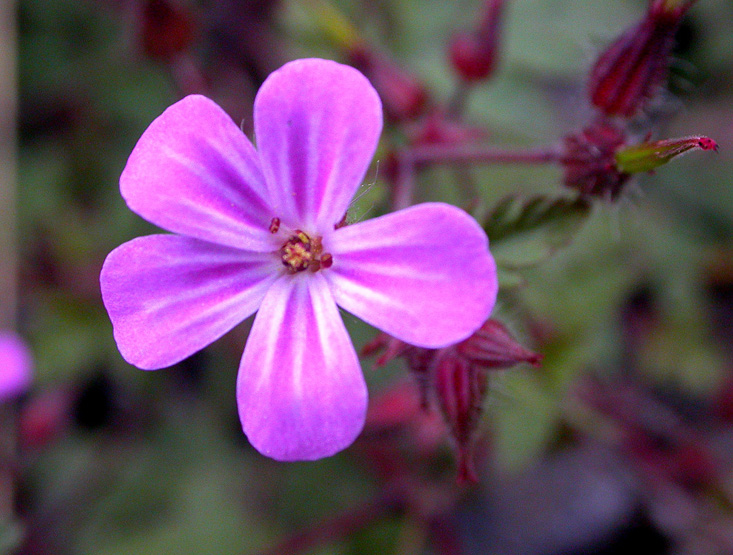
[588,0,694,118]
[363,320,541,481]
[434,353,489,483]
[560,120,630,199]
[140,0,196,62]
[456,319,543,369]
[449,0,506,83]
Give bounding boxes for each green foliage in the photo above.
[484,195,591,273]
[489,371,561,472]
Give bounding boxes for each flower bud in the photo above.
[588,0,694,118]
[434,353,488,483]
[560,120,630,199]
[363,320,541,482]
[615,135,718,174]
[456,319,543,369]
[140,0,196,62]
[449,0,506,83]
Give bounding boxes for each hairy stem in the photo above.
[392,143,561,209]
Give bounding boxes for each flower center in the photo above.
[277,227,333,274]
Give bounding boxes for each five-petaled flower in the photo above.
[100,58,498,460]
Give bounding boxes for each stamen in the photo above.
[320,253,333,269]
[269,217,281,234]
[334,212,348,229]
[277,228,333,274]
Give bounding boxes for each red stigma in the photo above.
[320,253,333,269]
[697,137,719,152]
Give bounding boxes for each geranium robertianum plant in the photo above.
[101,0,719,474]
[100,58,498,461]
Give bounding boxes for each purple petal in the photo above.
[254,58,382,233]
[100,235,278,369]
[0,332,33,401]
[121,95,276,251]
[237,274,367,461]
[325,203,498,348]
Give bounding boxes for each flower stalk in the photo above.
[393,142,561,209]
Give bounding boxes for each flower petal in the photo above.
[237,274,367,461]
[325,203,498,348]
[254,58,382,233]
[100,235,278,369]
[0,332,33,401]
[121,95,276,251]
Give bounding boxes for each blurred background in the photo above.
[6,0,733,553]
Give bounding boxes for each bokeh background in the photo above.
[8,0,733,553]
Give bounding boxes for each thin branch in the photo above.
[392,143,562,210]
[408,143,562,165]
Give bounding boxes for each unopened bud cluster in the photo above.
[561,0,716,199]
[364,319,541,482]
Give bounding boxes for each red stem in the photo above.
[408,143,562,165]
[392,143,561,209]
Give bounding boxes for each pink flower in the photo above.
[100,58,497,460]
[0,332,33,401]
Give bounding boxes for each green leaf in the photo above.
[485,195,591,270]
